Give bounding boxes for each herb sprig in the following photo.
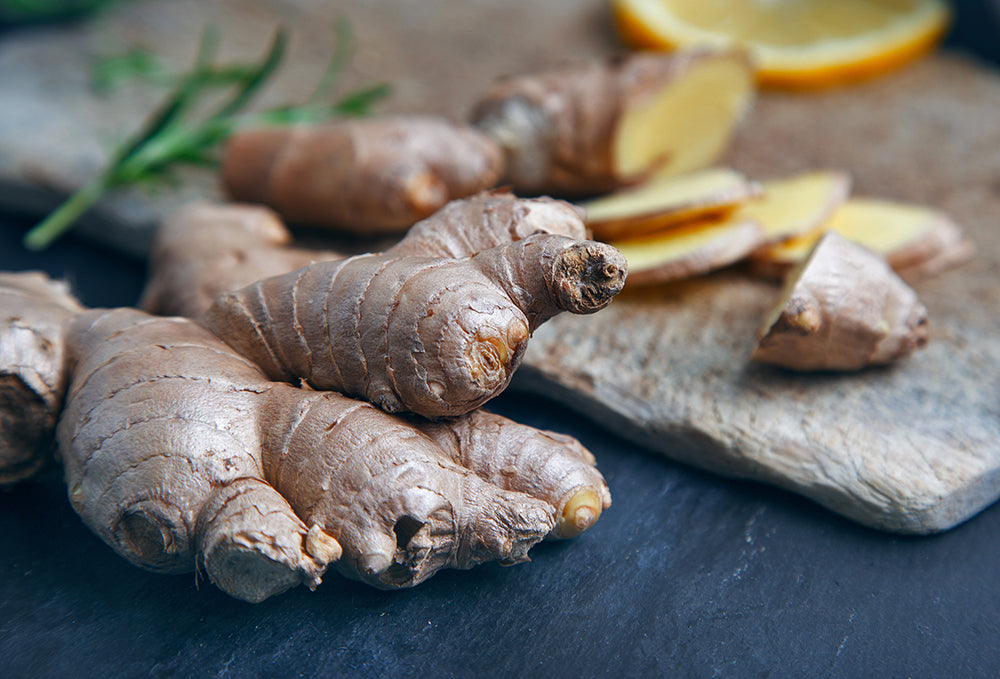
[23,20,389,250]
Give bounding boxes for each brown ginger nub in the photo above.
[199,200,626,418]
[752,232,929,371]
[0,272,83,484]
[470,50,755,196]
[221,115,505,235]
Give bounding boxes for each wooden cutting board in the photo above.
[0,0,997,533]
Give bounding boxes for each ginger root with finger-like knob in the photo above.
[195,193,627,418]
[1,272,611,600]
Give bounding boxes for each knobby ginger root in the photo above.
[221,115,504,235]
[0,272,83,484]
[752,232,929,371]
[197,194,627,418]
[2,274,611,600]
[581,168,763,241]
[470,50,755,196]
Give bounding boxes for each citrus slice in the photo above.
[613,0,951,88]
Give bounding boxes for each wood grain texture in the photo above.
[518,55,1000,533]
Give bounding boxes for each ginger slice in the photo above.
[750,198,972,281]
[581,168,762,241]
[610,214,764,287]
[739,170,852,245]
[752,232,929,372]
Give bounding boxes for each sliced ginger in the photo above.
[751,197,972,281]
[581,167,762,241]
[752,232,928,371]
[738,170,851,245]
[610,213,764,287]
[470,50,755,196]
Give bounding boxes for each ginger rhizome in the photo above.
[470,50,755,196]
[195,193,627,418]
[221,115,505,234]
[752,232,929,371]
[1,268,611,601]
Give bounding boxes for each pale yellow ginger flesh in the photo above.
[751,197,972,281]
[470,50,755,196]
[738,170,852,245]
[752,232,929,371]
[581,168,762,241]
[613,54,756,180]
[610,214,764,286]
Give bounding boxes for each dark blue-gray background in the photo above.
[1,2,998,676]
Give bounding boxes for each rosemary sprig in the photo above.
[23,20,389,251]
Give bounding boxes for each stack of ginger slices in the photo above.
[579,167,972,288]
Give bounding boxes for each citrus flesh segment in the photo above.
[581,168,762,241]
[613,0,951,88]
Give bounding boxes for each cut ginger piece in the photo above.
[750,198,972,282]
[752,232,928,371]
[610,213,764,287]
[470,50,755,196]
[738,170,851,245]
[581,168,762,241]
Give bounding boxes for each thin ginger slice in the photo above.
[581,168,762,241]
[750,197,972,281]
[610,213,764,287]
[752,232,928,371]
[739,170,851,245]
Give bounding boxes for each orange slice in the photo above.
[613,0,951,88]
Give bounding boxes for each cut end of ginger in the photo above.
[581,167,762,241]
[612,50,756,181]
[750,197,972,282]
[610,213,765,287]
[752,232,929,372]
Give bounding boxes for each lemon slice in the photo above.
[613,0,950,88]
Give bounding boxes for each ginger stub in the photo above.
[750,197,972,281]
[581,167,763,241]
[470,50,755,196]
[752,232,929,371]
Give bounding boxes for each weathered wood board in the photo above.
[0,1,998,533]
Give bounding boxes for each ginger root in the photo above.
[752,232,929,371]
[221,115,504,235]
[196,193,627,418]
[470,50,754,196]
[2,271,611,601]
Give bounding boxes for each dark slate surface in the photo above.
[2,214,1000,677]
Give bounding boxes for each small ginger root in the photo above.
[0,272,83,484]
[198,193,627,418]
[609,214,764,287]
[220,115,504,235]
[581,167,763,241]
[752,232,929,371]
[2,274,611,600]
[470,50,755,196]
[750,197,972,282]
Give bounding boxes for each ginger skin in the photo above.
[221,115,505,235]
[752,232,929,371]
[2,274,611,600]
[194,193,627,418]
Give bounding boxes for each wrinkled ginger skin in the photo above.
[752,232,929,371]
[221,115,505,235]
[46,302,605,597]
[470,50,750,196]
[0,272,83,484]
[199,198,627,418]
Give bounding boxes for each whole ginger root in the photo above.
[1,272,611,601]
[220,115,504,235]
